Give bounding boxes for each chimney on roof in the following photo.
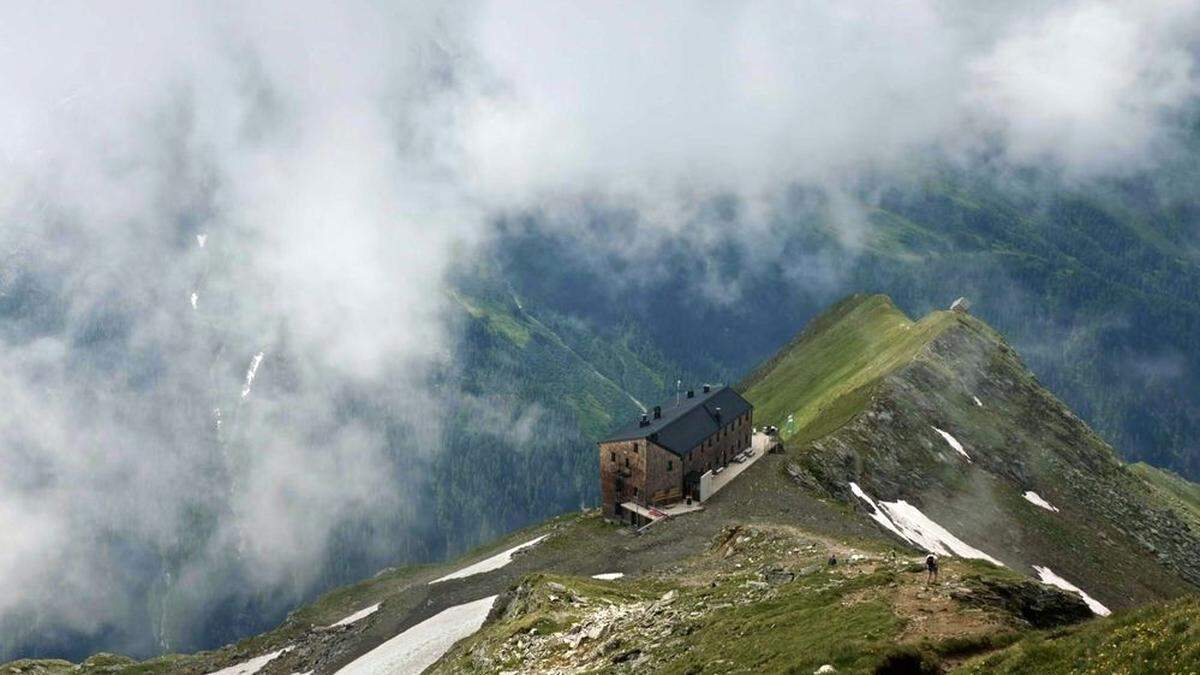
[715,406,722,419]
[703,384,711,393]
[639,413,650,427]
[687,389,695,398]
[653,405,662,419]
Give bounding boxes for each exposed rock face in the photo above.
[951,576,1093,629]
[776,308,1200,609]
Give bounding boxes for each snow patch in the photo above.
[207,647,291,675]
[849,482,1002,566]
[430,535,548,584]
[335,595,496,675]
[197,233,207,248]
[932,426,971,461]
[241,351,264,399]
[591,572,624,580]
[1022,491,1060,512]
[973,396,983,407]
[327,602,381,628]
[879,499,1002,565]
[1033,566,1111,616]
[190,292,198,310]
[849,482,908,542]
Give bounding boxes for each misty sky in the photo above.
[1,0,1198,657]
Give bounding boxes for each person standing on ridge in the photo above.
[925,553,939,584]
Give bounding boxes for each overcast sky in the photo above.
[1,0,1198,656]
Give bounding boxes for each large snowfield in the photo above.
[335,595,497,675]
[206,647,291,675]
[430,534,548,584]
[327,602,381,628]
[849,482,1002,565]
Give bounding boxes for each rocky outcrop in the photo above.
[951,576,1092,629]
[791,313,1200,608]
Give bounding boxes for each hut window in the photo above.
[668,460,673,471]
[610,451,616,462]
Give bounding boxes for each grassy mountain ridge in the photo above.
[739,294,962,446]
[748,295,1200,611]
[13,292,1199,674]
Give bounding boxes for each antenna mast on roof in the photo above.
[676,379,681,405]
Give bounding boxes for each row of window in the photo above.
[699,431,751,473]
[696,413,750,452]
[609,448,673,472]
[609,451,632,469]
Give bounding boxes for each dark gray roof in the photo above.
[600,386,753,457]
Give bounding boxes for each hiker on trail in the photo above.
[925,553,939,584]
[828,553,837,567]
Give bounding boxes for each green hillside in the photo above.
[1130,462,1200,528]
[739,294,959,445]
[963,595,1200,674]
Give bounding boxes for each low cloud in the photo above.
[0,0,1198,658]
[969,2,1200,171]
[462,1,1200,202]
